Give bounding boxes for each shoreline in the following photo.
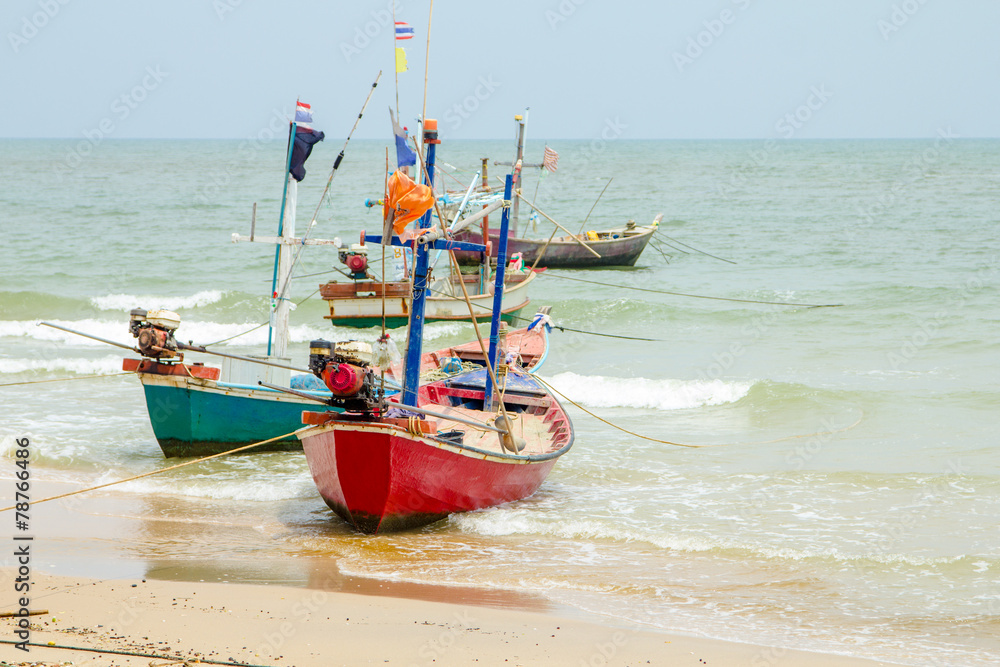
[0,569,904,667]
[0,483,910,666]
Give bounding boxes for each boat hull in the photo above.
[300,421,560,533]
[320,271,535,329]
[455,224,657,268]
[134,367,324,457]
[509,226,655,268]
[128,324,550,458]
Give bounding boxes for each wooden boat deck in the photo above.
[421,402,571,458]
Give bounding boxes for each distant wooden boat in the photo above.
[297,125,573,534]
[445,115,662,269]
[507,216,660,269]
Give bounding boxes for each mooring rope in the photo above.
[518,369,864,449]
[0,429,305,513]
[653,230,737,265]
[0,372,132,388]
[420,283,668,342]
[0,639,275,667]
[541,273,842,308]
[520,371,703,448]
[203,287,320,346]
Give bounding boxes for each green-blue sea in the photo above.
[1,136,999,666]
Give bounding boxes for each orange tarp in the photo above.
[384,170,434,235]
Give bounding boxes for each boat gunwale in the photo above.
[512,224,656,248]
[298,391,574,464]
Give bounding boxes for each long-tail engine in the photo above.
[338,243,370,280]
[309,339,383,412]
[129,309,181,359]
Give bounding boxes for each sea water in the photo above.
[1,137,998,666]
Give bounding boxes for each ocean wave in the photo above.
[0,318,330,349]
[455,508,985,570]
[0,355,123,376]
[541,371,752,410]
[90,290,226,311]
[0,319,133,347]
[112,475,316,502]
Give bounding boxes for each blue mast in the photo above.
[401,119,440,406]
[485,173,514,412]
[267,120,298,356]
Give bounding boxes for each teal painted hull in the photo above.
[141,382,323,458]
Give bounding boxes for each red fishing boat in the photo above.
[298,365,573,533]
[296,121,574,533]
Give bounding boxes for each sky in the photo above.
[2,0,999,141]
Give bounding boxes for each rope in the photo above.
[409,140,518,432]
[203,287,320,346]
[420,283,668,342]
[541,273,842,308]
[653,230,737,264]
[521,371,704,449]
[0,428,305,513]
[519,369,863,449]
[0,639,275,667]
[0,372,132,387]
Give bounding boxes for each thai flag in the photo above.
[395,21,414,40]
[295,102,314,125]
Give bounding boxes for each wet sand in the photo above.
[0,569,904,667]
[0,481,905,666]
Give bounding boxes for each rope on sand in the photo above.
[0,429,306,513]
[0,639,275,667]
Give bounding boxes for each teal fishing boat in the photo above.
[44,95,373,457]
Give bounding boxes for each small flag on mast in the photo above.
[542,146,559,173]
[289,101,324,182]
[294,101,313,127]
[395,21,414,40]
[395,47,408,73]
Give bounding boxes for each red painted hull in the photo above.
[301,423,562,533]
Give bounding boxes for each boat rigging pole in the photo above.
[275,72,382,308]
[401,119,440,407]
[267,115,299,358]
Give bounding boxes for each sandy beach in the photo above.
[0,568,904,667]
[0,472,912,666]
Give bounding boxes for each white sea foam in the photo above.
[114,476,316,502]
[0,318,330,349]
[454,510,720,552]
[541,371,752,411]
[0,355,123,376]
[456,509,968,568]
[0,319,133,346]
[90,290,226,311]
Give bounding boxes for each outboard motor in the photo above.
[309,339,383,412]
[129,309,181,359]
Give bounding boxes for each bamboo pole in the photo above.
[513,191,602,258]
[576,177,613,235]
[421,0,433,133]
